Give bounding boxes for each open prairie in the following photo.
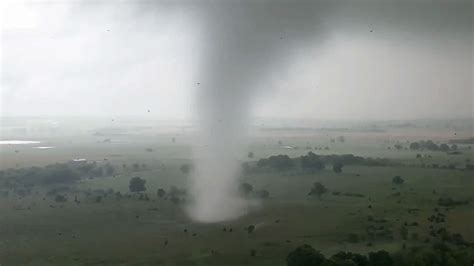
[1,118,472,265]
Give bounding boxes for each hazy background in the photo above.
[1,0,472,121]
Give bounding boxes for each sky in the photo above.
[1,0,472,121]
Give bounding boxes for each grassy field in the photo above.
[0,120,473,265]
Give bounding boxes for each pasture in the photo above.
[0,119,473,265]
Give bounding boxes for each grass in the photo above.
[0,126,473,265]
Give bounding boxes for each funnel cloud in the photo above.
[188,1,331,222]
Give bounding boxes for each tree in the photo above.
[330,251,368,266]
[450,144,458,150]
[256,189,270,199]
[104,164,115,176]
[301,152,325,172]
[308,182,328,200]
[239,183,253,196]
[392,176,404,185]
[129,177,146,193]
[400,226,408,240]
[368,250,393,266]
[157,188,166,198]
[132,163,140,171]
[421,140,439,151]
[248,152,254,158]
[247,225,255,234]
[54,195,67,203]
[409,142,420,150]
[258,154,295,171]
[42,166,80,185]
[439,143,450,151]
[180,164,192,175]
[250,249,257,257]
[168,186,186,204]
[287,244,326,266]
[347,233,360,243]
[333,162,343,173]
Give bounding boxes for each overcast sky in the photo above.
[1,0,472,121]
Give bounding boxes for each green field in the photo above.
[1,119,473,265]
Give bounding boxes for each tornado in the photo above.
[188,0,330,222]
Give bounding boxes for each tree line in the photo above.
[246,152,395,174]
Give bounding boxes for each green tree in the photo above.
[287,244,326,266]
[439,143,450,151]
[301,152,325,172]
[333,162,343,173]
[400,226,408,240]
[54,194,67,203]
[256,189,270,199]
[409,142,420,150]
[308,182,328,200]
[392,176,404,185]
[368,250,393,266]
[157,188,166,198]
[180,164,192,175]
[132,163,140,171]
[129,177,146,193]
